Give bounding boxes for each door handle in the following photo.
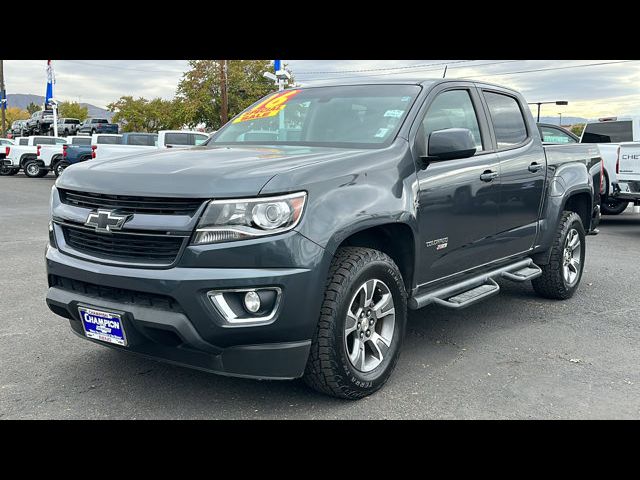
[480,170,499,182]
[528,162,544,173]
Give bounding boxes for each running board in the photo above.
[408,258,535,310]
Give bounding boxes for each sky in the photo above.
[4,60,639,120]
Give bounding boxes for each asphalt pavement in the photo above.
[1,173,639,419]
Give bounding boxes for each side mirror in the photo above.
[424,128,477,162]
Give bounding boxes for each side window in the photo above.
[483,91,528,148]
[421,89,483,153]
[540,126,576,144]
[194,134,209,145]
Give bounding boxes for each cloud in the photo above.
[4,59,639,119]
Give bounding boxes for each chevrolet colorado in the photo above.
[46,80,602,399]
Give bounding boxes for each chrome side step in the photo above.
[408,258,536,310]
[501,265,542,282]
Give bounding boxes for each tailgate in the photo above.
[618,143,640,181]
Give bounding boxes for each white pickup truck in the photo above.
[580,116,640,214]
[92,130,209,162]
[31,135,93,178]
[2,135,67,177]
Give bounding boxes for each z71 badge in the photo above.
[426,237,448,250]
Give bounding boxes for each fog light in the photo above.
[243,291,261,313]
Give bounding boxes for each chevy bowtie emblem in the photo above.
[85,209,132,233]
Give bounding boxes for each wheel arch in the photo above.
[330,222,417,293]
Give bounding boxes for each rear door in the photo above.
[479,88,546,256]
[412,83,502,284]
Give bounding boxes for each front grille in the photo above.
[58,189,205,216]
[61,224,185,265]
[49,275,183,313]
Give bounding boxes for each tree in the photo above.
[107,96,183,132]
[5,107,29,127]
[570,123,585,138]
[58,101,88,121]
[176,60,285,130]
[26,102,40,114]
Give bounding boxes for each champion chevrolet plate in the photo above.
[78,306,127,346]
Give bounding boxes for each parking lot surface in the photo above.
[1,174,639,419]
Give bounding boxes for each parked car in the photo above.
[580,116,640,214]
[46,80,601,399]
[58,134,123,175]
[11,120,29,137]
[92,130,209,161]
[3,135,66,177]
[538,123,579,144]
[0,138,13,146]
[57,118,81,136]
[77,118,118,136]
[34,135,93,178]
[26,109,55,135]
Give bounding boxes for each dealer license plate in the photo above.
[78,306,127,346]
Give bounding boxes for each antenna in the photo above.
[442,65,448,78]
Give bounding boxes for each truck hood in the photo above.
[56,145,368,197]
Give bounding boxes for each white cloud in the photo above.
[4,59,639,119]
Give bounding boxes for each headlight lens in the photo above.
[193,192,307,245]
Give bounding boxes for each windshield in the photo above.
[210,85,421,148]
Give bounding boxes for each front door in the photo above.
[414,87,503,285]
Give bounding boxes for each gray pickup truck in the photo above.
[46,80,602,399]
[57,118,81,136]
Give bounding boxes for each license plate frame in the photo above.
[78,305,128,347]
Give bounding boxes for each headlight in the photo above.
[193,192,307,245]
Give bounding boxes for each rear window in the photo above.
[34,137,56,145]
[483,91,528,148]
[66,119,79,124]
[72,137,92,146]
[43,110,53,116]
[18,138,29,145]
[125,134,157,146]
[92,119,108,124]
[96,136,122,144]
[164,133,193,145]
[581,121,633,143]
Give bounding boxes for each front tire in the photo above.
[532,211,586,300]
[303,247,407,399]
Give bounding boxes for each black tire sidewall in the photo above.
[333,260,407,393]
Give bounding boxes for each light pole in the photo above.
[528,100,568,122]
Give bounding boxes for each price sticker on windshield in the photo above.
[233,90,302,123]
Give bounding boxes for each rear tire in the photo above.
[303,247,407,400]
[600,198,628,215]
[532,211,585,300]
[53,161,69,177]
[23,160,44,178]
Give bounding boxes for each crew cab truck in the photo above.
[580,116,640,214]
[46,80,601,399]
[59,134,123,176]
[3,135,67,176]
[30,135,93,178]
[57,118,81,137]
[77,118,119,136]
[26,109,55,135]
[92,130,210,162]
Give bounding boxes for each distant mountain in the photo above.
[6,94,113,120]
[538,116,587,126]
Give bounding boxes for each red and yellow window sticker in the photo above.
[232,89,302,123]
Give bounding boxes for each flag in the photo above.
[45,60,55,106]
[0,89,6,110]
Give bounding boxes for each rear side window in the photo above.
[421,90,484,152]
[581,121,633,143]
[540,126,577,144]
[164,133,192,145]
[72,137,92,146]
[96,136,122,144]
[484,91,528,148]
[126,134,157,146]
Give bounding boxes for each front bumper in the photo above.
[45,233,328,380]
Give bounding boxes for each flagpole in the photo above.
[47,60,58,137]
